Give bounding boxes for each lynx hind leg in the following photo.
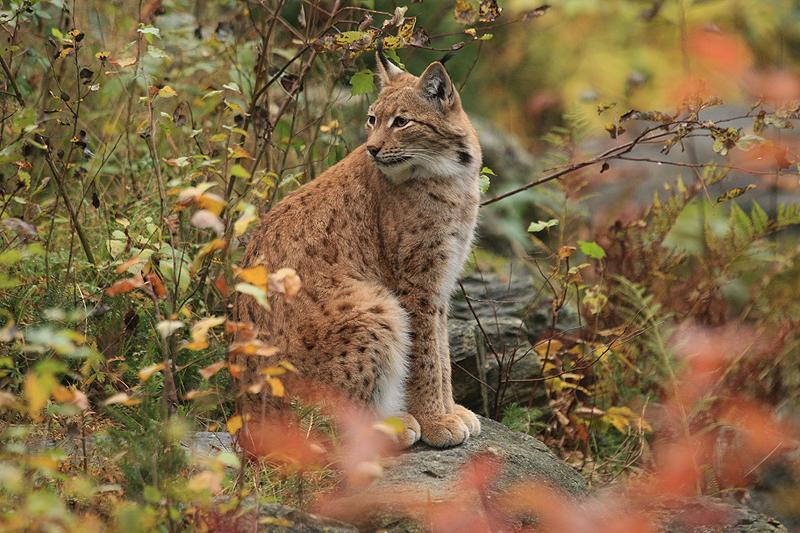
[298,281,412,417]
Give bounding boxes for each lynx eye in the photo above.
[366,115,377,127]
[392,116,410,128]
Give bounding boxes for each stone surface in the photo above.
[655,498,788,533]
[325,415,589,530]
[448,271,575,416]
[237,503,358,533]
[378,415,589,498]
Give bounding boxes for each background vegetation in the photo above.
[1,0,799,531]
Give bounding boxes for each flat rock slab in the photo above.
[320,415,588,530]
[655,498,788,533]
[378,415,588,499]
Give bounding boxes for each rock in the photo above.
[448,271,578,417]
[383,415,589,498]
[182,430,235,458]
[236,502,358,532]
[654,498,788,533]
[326,415,589,530]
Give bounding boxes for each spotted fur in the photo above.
[237,53,482,448]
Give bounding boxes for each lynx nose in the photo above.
[367,145,381,157]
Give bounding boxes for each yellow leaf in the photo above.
[57,46,75,60]
[28,454,59,473]
[138,362,165,382]
[260,366,287,377]
[278,360,298,373]
[229,145,254,160]
[224,99,246,115]
[234,213,258,237]
[183,316,226,351]
[266,377,285,397]
[226,414,247,434]
[236,265,268,291]
[197,193,226,216]
[192,239,226,271]
[158,85,178,98]
[319,120,339,133]
[601,406,652,434]
[52,385,74,403]
[24,373,53,421]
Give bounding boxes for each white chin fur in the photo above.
[379,155,466,183]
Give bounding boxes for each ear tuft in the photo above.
[417,62,454,110]
[375,41,404,87]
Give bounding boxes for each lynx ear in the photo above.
[375,43,404,87]
[417,62,454,111]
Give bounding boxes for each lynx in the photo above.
[237,50,482,448]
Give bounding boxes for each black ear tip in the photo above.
[439,51,455,66]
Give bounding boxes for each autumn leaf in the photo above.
[266,377,285,397]
[146,272,167,299]
[236,265,268,291]
[103,392,141,406]
[268,268,301,301]
[557,246,576,260]
[110,57,137,68]
[229,145,254,160]
[183,316,226,351]
[234,212,258,237]
[229,339,279,357]
[190,210,225,236]
[138,363,166,382]
[158,85,178,98]
[156,320,184,339]
[198,360,227,379]
[183,389,215,400]
[717,184,757,203]
[106,275,145,296]
[196,193,226,215]
[24,373,52,421]
[226,414,249,434]
[115,254,144,274]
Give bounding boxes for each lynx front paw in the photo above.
[391,412,421,449]
[417,414,469,448]
[452,404,481,436]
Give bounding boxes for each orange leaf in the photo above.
[106,275,145,296]
[147,272,167,299]
[199,360,227,379]
[236,265,268,291]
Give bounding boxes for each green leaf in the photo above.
[578,240,606,260]
[235,283,271,310]
[478,175,490,194]
[527,219,559,233]
[349,69,375,96]
[478,166,494,193]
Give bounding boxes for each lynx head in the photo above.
[364,48,480,184]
